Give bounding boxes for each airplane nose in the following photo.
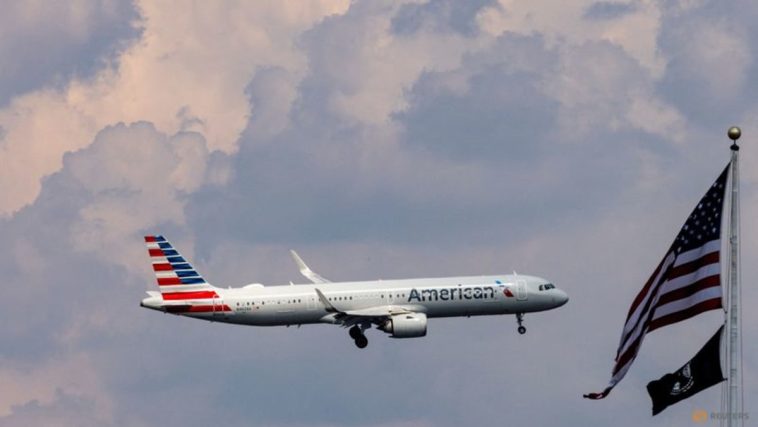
[553,290,569,307]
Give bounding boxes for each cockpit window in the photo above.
[543,283,555,290]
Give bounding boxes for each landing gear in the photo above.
[355,334,368,349]
[516,313,526,335]
[349,325,361,339]
[350,325,369,348]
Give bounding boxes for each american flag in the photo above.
[585,164,729,400]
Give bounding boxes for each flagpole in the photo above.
[725,126,742,427]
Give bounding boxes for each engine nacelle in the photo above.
[379,313,427,338]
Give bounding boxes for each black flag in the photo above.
[647,326,725,415]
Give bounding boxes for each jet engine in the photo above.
[379,313,427,338]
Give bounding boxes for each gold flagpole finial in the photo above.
[728,126,741,150]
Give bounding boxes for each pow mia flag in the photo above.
[646,326,725,415]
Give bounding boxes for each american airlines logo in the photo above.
[408,286,497,302]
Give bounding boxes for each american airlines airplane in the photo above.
[140,236,569,348]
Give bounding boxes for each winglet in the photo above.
[290,250,331,284]
[314,288,339,313]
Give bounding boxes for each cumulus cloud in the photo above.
[65,122,217,267]
[657,1,756,126]
[0,0,349,216]
[0,122,224,424]
[0,354,113,424]
[0,0,139,106]
[478,0,665,75]
[583,1,639,21]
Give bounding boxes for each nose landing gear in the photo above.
[349,325,369,348]
[516,313,526,335]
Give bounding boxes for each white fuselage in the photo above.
[141,274,568,327]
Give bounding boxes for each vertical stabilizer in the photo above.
[144,235,217,301]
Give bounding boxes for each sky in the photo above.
[0,1,756,426]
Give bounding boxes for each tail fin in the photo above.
[144,235,217,300]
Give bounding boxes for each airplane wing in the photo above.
[314,288,412,327]
[290,250,331,284]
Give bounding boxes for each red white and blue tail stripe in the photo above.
[144,235,223,306]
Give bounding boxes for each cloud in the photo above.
[198,22,686,251]
[656,1,756,126]
[296,1,481,127]
[0,122,217,364]
[583,1,638,21]
[0,0,349,216]
[391,0,495,36]
[478,0,665,75]
[0,353,113,425]
[0,0,139,107]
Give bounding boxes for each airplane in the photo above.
[140,235,569,348]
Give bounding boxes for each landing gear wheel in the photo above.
[349,326,361,340]
[354,334,368,349]
[516,313,526,335]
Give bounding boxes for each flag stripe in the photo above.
[648,298,722,332]
[626,256,668,320]
[674,240,721,265]
[614,333,644,375]
[663,262,721,294]
[618,253,676,355]
[657,275,720,307]
[668,251,719,279]
[651,286,722,322]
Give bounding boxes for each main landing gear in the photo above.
[516,313,526,335]
[349,325,368,349]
